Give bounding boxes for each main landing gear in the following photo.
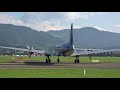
[74,56,80,63]
[46,55,60,63]
[46,55,80,64]
[57,55,60,63]
[46,55,51,63]
[28,52,34,58]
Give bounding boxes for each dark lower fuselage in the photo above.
[62,49,74,56]
[55,42,75,56]
[55,48,74,56]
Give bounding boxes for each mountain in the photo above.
[1,23,120,50]
[0,24,63,49]
[48,27,120,49]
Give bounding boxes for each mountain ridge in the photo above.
[0,24,120,49]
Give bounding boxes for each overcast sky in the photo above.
[0,12,120,33]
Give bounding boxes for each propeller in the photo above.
[26,45,30,50]
[26,45,34,50]
[25,45,34,58]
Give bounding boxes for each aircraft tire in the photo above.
[57,59,60,62]
[46,59,48,63]
[74,59,77,63]
[77,59,79,63]
[48,59,51,63]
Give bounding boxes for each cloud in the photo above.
[108,24,120,33]
[0,14,24,26]
[93,26,104,30]
[22,12,103,22]
[114,24,120,28]
[0,12,105,31]
[21,12,104,31]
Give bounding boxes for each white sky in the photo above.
[0,12,120,33]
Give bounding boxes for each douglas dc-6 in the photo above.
[1,23,120,63]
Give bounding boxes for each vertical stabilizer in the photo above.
[70,23,73,46]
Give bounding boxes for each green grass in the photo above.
[0,68,120,78]
[0,56,120,63]
[0,56,120,78]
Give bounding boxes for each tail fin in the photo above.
[70,23,73,46]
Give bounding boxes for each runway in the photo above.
[0,61,120,69]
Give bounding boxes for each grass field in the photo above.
[0,68,120,78]
[0,56,120,78]
[0,55,120,63]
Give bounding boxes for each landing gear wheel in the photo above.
[74,56,80,64]
[46,59,48,63]
[74,59,77,63]
[48,59,51,63]
[77,59,79,63]
[57,59,60,63]
[46,55,51,63]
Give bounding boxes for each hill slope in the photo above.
[1,23,120,49]
[48,27,120,49]
[0,24,63,49]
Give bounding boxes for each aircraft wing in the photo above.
[75,48,103,51]
[0,46,45,53]
[71,49,120,56]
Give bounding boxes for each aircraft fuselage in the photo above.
[55,23,74,56]
[55,42,75,56]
